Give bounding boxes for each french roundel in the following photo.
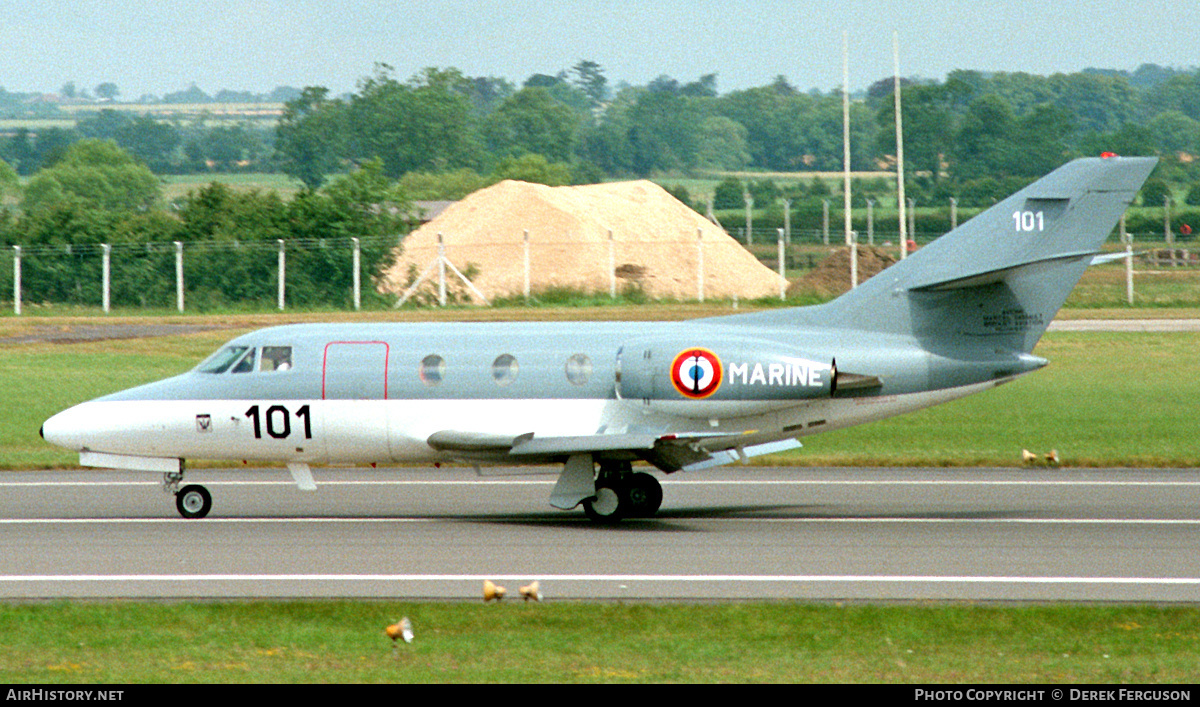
[671,348,723,399]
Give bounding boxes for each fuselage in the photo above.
[41,318,1045,470]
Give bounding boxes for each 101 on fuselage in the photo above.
[40,156,1157,522]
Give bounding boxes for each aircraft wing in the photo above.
[425,429,801,472]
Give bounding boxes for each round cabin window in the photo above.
[492,354,518,386]
[565,353,592,386]
[420,354,446,385]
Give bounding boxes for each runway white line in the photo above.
[4,517,1200,526]
[5,479,1200,488]
[3,573,1200,586]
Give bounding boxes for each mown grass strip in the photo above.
[1,601,1198,683]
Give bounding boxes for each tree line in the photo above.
[4,61,1200,198]
[271,61,1200,203]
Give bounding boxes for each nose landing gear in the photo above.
[163,470,212,519]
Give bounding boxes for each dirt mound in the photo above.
[788,246,898,298]
[379,180,784,304]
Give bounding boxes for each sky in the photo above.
[4,0,1199,99]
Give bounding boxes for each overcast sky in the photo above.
[5,0,1199,98]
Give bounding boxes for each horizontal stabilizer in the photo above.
[910,251,1098,292]
[1089,251,1135,266]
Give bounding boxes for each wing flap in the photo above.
[427,428,802,472]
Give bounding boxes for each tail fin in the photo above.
[735,156,1156,353]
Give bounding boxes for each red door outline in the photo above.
[321,341,390,400]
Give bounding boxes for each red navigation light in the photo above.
[1100,152,1118,158]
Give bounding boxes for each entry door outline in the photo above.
[321,341,390,400]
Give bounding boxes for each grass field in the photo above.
[1,309,1197,470]
[4,601,1200,683]
[2,307,1198,684]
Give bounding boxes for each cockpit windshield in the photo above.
[195,346,251,374]
[195,345,294,374]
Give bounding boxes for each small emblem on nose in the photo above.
[196,414,212,433]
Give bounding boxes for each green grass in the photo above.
[2,601,1198,683]
[4,313,1200,684]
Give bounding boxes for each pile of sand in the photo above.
[788,245,898,298]
[379,180,785,304]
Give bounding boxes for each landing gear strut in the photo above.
[582,464,663,523]
[163,470,212,519]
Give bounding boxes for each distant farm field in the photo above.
[161,172,306,202]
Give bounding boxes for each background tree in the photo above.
[483,87,579,163]
[95,82,120,102]
[275,86,346,189]
[22,139,160,213]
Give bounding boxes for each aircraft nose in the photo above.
[41,405,89,451]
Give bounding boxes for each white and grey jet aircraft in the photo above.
[41,156,1156,522]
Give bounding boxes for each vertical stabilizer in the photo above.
[727,156,1156,354]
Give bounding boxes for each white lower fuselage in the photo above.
[42,377,1010,470]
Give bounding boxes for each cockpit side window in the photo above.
[230,347,257,374]
[260,346,293,372]
[196,345,250,374]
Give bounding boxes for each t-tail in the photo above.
[733,155,1157,355]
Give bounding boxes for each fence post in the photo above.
[777,228,786,300]
[696,228,705,302]
[12,246,20,316]
[523,230,530,303]
[867,198,875,245]
[1122,214,1134,305]
[744,193,754,245]
[1165,195,1173,246]
[782,198,792,243]
[352,237,361,311]
[850,231,858,290]
[950,197,958,231]
[437,233,446,307]
[822,199,830,245]
[907,198,916,247]
[608,229,616,299]
[102,243,111,314]
[174,241,185,313]
[277,239,286,311]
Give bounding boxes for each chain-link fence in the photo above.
[4,235,399,314]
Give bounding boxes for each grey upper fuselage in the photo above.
[97,315,1039,407]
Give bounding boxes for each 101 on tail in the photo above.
[41,156,1157,522]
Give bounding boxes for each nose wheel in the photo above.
[163,471,212,519]
[175,484,212,519]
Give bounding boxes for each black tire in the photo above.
[176,484,212,519]
[625,472,663,517]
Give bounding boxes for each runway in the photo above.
[3,466,1200,602]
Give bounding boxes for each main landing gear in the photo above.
[164,471,212,519]
[582,463,663,523]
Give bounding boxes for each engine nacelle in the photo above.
[616,336,837,418]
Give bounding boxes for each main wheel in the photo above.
[624,473,663,517]
[175,484,212,519]
[582,484,624,523]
